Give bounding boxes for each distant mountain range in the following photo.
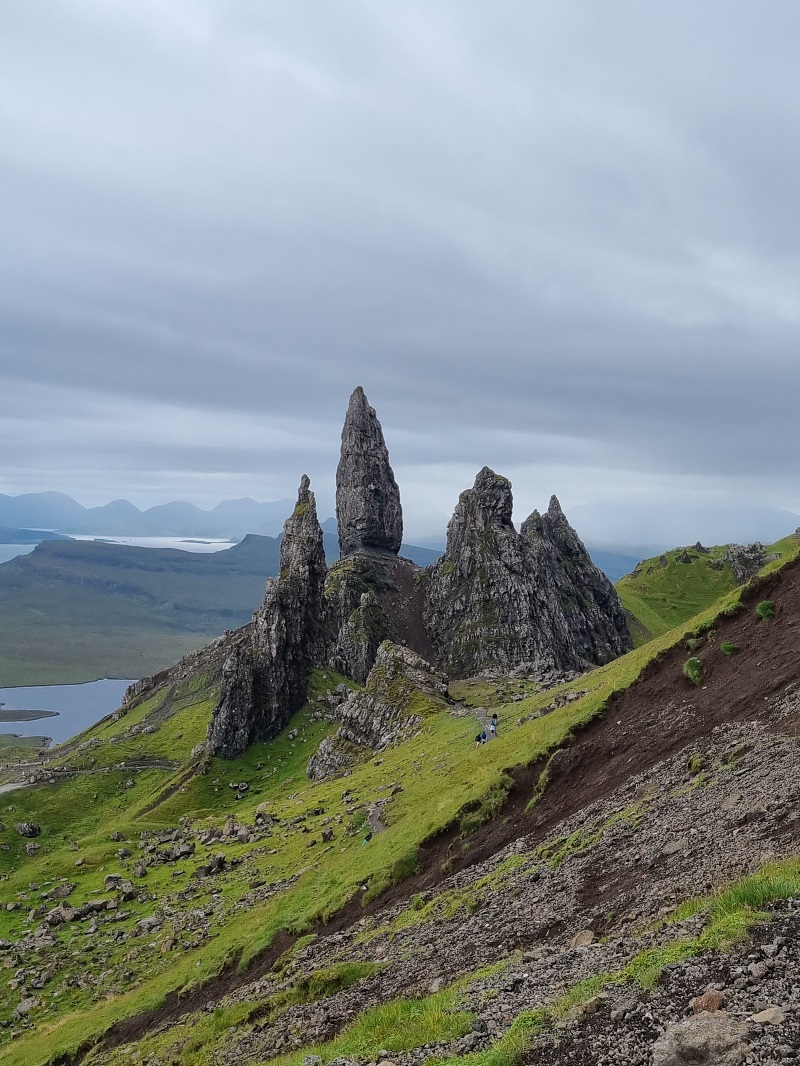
[0,491,295,539]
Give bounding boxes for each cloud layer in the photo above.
[2,1,799,544]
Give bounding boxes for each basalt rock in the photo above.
[522,495,632,668]
[336,387,403,557]
[206,475,326,758]
[425,468,631,678]
[723,542,778,585]
[166,393,633,761]
[307,641,448,781]
[324,551,433,684]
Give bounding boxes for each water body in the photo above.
[68,535,235,552]
[0,679,134,747]
[0,536,236,566]
[0,543,36,565]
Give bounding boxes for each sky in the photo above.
[1,1,799,548]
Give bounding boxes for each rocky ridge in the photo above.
[207,475,327,758]
[425,469,631,678]
[201,390,630,765]
[307,642,449,781]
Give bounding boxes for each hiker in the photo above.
[474,730,487,747]
[490,712,498,738]
[362,830,373,847]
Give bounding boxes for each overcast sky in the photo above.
[1,1,799,546]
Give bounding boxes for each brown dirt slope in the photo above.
[72,558,800,1061]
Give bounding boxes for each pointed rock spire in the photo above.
[336,387,403,557]
[206,475,326,758]
[426,469,632,678]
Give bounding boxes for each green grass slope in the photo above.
[616,534,799,645]
[4,544,796,1065]
[0,535,282,685]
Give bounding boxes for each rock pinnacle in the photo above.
[336,387,403,557]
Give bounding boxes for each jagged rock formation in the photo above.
[196,395,630,759]
[723,542,779,585]
[522,495,632,669]
[206,475,326,757]
[425,468,631,678]
[336,386,403,557]
[307,641,448,781]
[323,551,433,684]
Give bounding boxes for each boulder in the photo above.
[651,1011,749,1066]
[14,822,40,838]
[693,988,725,1013]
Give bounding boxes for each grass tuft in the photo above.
[682,656,703,686]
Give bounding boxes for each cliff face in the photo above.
[206,475,326,757]
[336,386,403,558]
[323,551,433,684]
[425,468,631,678]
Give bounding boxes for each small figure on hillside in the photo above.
[475,730,487,746]
[490,713,498,738]
[361,830,373,847]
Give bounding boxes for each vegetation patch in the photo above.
[682,656,703,686]
[459,773,515,836]
[755,599,775,620]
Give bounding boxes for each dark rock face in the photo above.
[522,495,632,669]
[425,469,631,678]
[205,646,254,759]
[723,542,778,585]
[324,551,433,684]
[206,475,326,758]
[307,641,448,781]
[336,387,403,557]
[193,395,631,761]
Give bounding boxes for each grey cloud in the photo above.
[1,1,799,545]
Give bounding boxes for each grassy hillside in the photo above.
[616,533,799,645]
[0,534,442,686]
[0,536,281,685]
[1,543,798,1064]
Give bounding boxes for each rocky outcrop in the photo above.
[169,394,631,760]
[723,542,778,585]
[336,387,403,557]
[206,476,326,758]
[425,468,631,678]
[522,495,632,669]
[323,551,433,684]
[307,641,448,780]
[205,646,254,759]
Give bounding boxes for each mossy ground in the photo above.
[616,534,799,644]
[1,544,799,1064]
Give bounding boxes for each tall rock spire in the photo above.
[206,474,326,758]
[336,387,403,557]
